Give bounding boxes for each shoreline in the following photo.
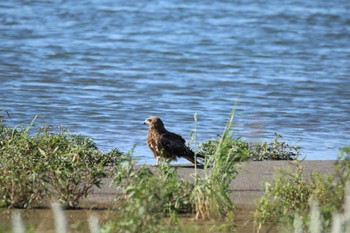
[0,160,337,233]
[82,160,337,209]
[83,160,336,232]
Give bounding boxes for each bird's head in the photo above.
[144,116,165,129]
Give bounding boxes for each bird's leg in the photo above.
[153,156,160,167]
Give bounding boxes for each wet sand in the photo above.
[0,161,336,233]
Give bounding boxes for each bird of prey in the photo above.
[144,116,204,166]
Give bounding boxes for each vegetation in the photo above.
[255,146,350,232]
[199,133,299,161]
[191,108,242,223]
[108,154,193,233]
[3,110,350,233]
[0,116,121,208]
[100,108,242,232]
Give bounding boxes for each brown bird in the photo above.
[144,116,204,166]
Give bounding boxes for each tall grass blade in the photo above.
[331,213,342,233]
[309,200,321,233]
[88,215,100,233]
[293,214,303,233]
[344,183,350,218]
[11,211,25,233]
[192,101,241,220]
[51,203,68,233]
[343,183,350,233]
[24,115,38,134]
[5,110,11,119]
[191,112,198,171]
[0,110,12,119]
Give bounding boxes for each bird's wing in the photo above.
[159,132,189,156]
[160,131,203,164]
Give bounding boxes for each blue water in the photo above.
[1,1,350,162]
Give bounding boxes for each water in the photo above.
[1,0,349,162]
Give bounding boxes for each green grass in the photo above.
[5,110,350,233]
[102,107,243,232]
[110,156,193,233]
[0,117,121,208]
[191,107,243,222]
[199,133,299,161]
[255,147,350,232]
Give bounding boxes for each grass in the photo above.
[109,154,193,233]
[199,133,299,161]
[255,147,350,232]
[8,204,94,233]
[98,107,243,232]
[289,182,350,233]
[2,110,349,233]
[0,116,121,208]
[191,107,243,222]
[5,183,350,233]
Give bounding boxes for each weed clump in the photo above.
[38,126,120,207]
[0,117,121,208]
[191,107,244,223]
[199,133,299,161]
[109,154,192,233]
[255,147,350,232]
[0,118,49,208]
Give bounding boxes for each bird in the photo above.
[144,116,205,166]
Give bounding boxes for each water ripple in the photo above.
[1,0,349,162]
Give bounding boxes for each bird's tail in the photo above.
[182,150,205,165]
[195,153,205,159]
[182,154,197,165]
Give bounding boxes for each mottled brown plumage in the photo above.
[144,116,204,165]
